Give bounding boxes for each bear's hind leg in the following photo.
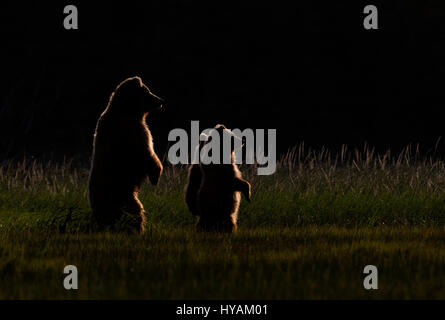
[92,206,123,232]
[120,194,146,234]
[196,216,236,233]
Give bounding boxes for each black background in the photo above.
[1,0,445,161]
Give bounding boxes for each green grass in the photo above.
[1,144,445,299]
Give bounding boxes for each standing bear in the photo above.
[88,76,164,233]
[185,124,251,233]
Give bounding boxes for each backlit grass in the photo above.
[0,144,445,299]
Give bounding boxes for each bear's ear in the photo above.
[199,133,209,146]
[216,125,242,153]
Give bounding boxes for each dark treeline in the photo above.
[1,1,445,161]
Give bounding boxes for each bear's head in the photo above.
[197,124,243,171]
[108,76,163,115]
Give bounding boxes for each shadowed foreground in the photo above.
[1,227,445,299]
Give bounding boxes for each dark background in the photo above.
[1,0,445,161]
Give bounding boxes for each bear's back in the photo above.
[90,110,152,192]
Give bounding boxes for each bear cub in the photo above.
[185,124,251,233]
[88,76,163,233]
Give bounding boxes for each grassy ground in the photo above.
[1,144,445,299]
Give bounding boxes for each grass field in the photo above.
[1,144,445,299]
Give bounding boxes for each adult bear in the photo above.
[88,76,163,233]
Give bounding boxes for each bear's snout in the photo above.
[145,92,164,110]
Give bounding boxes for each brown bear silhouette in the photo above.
[185,124,251,233]
[88,76,163,233]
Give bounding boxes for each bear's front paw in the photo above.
[243,181,251,203]
[246,189,251,202]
